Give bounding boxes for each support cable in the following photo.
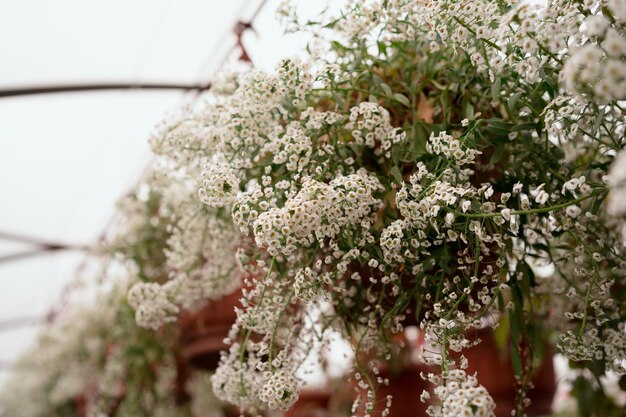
[0,230,89,265]
[0,82,211,99]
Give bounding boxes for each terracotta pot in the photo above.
[178,287,243,370]
[459,328,555,417]
[173,352,192,405]
[284,389,331,417]
[73,395,88,417]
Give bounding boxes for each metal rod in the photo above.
[0,230,90,264]
[0,316,43,331]
[0,230,81,248]
[0,82,211,99]
[0,246,89,264]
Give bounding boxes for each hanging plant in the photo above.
[118,0,626,416]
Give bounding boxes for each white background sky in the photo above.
[0,0,340,382]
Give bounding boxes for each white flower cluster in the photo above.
[210,343,264,412]
[300,107,343,130]
[551,218,625,367]
[358,0,623,97]
[150,105,222,169]
[198,160,240,207]
[276,57,313,103]
[543,95,589,145]
[293,266,324,302]
[258,368,300,410]
[604,323,626,374]
[0,307,103,417]
[562,6,626,100]
[235,291,284,335]
[0,284,187,417]
[431,370,496,417]
[608,149,626,243]
[117,175,243,329]
[346,102,405,157]
[382,161,479,264]
[166,203,242,310]
[186,371,226,417]
[232,183,265,233]
[127,281,179,330]
[261,122,312,172]
[426,132,480,166]
[211,342,304,414]
[242,57,313,111]
[253,172,383,257]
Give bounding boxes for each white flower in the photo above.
[346,102,405,157]
[166,198,241,309]
[535,189,549,205]
[127,282,179,329]
[212,344,264,411]
[563,177,580,193]
[566,205,581,218]
[253,173,382,257]
[602,29,626,58]
[435,369,496,417]
[198,161,240,207]
[607,150,626,217]
[259,368,300,410]
[608,0,626,22]
[261,122,312,172]
[583,15,609,37]
[426,131,480,165]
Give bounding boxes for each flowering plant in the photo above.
[126,0,626,416]
[0,186,235,417]
[0,285,213,417]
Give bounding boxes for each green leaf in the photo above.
[507,92,522,113]
[491,77,502,101]
[330,40,345,51]
[512,122,538,132]
[409,121,428,157]
[393,93,411,108]
[377,40,387,55]
[510,343,522,377]
[592,107,604,136]
[464,101,475,119]
[390,166,403,184]
[489,145,504,165]
[371,72,384,86]
[484,119,512,135]
[381,83,393,97]
[494,314,510,352]
[541,78,557,99]
[509,309,521,346]
[322,17,340,29]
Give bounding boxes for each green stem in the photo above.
[268,290,295,370]
[453,190,605,219]
[577,269,599,342]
